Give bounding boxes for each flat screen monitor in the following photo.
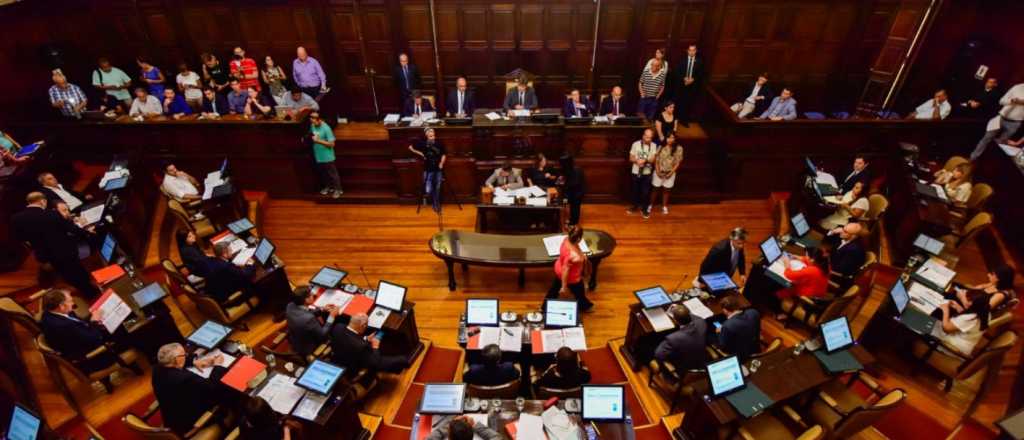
[791,213,810,237]
[707,355,746,397]
[913,233,944,256]
[821,317,855,353]
[759,236,783,265]
[375,280,407,312]
[466,299,499,326]
[187,320,232,350]
[296,359,345,395]
[581,385,625,422]
[6,404,40,440]
[131,283,167,309]
[418,383,466,415]
[310,267,347,289]
[634,286,671,309]
[889,281,910,315]
[100,234,117,264]
[254,238,275,266]
[544,299,579,328]
[103,176,128,191]
[700,272,737,292]
[226,218,255,235]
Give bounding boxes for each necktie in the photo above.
[730,247,739,271]
[416,104,421,115]
[575,102,580,117]
[403,65,410,89]
[614,100,619,115]
[687,57,694,78]
[519,92,525,106]
[932,102,940,119]
[458,91,464,113]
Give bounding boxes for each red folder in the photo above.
[466,327,482,349]
[210,231,235,244]
[414,414,433,440]
[343,295,374,316]
[91,264,126,285]
[220,356,266,391]
[531,330,544,354]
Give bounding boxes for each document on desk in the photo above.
[915,258,955,290]
[256,374,307,415]
[231,247,256,266]
[642,307,676,332]
[525,197,548,207]
[485,112,501,121]
[367,307,391,329]
[493,195,515,205]
[89,289,133,333]
[542,235,590,257]
[542,406,579,440]
[202,184,215,200]
[516,414,545,440]
[931,184,949,201]
[383,113,401,124]
[80,203,106,225]
[683,298,715,320]
[540,330,564,353]
[493,187,512,197]
[292,392,328,421]
[312,289,354,311]
[907,282,945,314]
[561,327,587,351]
[815,171,838,189]
[465,414,490,440]
[594,115,609,123]
[526,186,547,198]
[474,326,501,349]
[500,326,524,352]
[187,349,237,378]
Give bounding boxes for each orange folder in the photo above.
[531,330,544,354]
[210,230,235,244]
[466,327,482,349]
[414,414,433,440]
[343,295,374,316]
[220,356,266,392]
[91,264,126,285]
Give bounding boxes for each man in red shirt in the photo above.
[230,47,260,92]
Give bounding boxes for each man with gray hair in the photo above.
[330,312,408,373]
[697,227,748,287]
[152,342,234,436]
[203,241,256,306]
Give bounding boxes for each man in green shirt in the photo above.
[310,111,342,198]
[92,57,133,108]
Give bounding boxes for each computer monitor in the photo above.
[700,272,738,292]
[187,320,232,350]
[418,383,466,415]
[707,355,746,397]
[295,359,345,395]
[226,218,255,235]
[889,281,910,315]
[634,286,671,309]
[466,299,499,326]
[131,283,167,309]
[103,176,128,191]
[581,385,626,422]
[791,213,810,237]
[100,233,117,265]
[375,280,407,312]
[6,404,41,440]
[759,236,783,265]
[913,233,944,256]
[544,299,579,328]
[310,266,347,289]
[820,316,855,353]
[254,238,275,266]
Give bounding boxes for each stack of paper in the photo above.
[89,289,133,333]
[542,406,579,440]
[915,258,956,290]
[99,169,129,188]
[187,349,237,378]
[493,196,515,205]
[542,235,591,257]
[383,114,401,124]
[815,171,838,189]
[80,203,106,225]
[292,392,328,421]
[908,283,946,314]
[525,198,548,207]
[312,289,354,310]
[231,247,256,266]
[682,298,714,319]
[516,414,545,440]
[642,307,675,332]
[485,112,501,121]
[511,109,531,117]
[256,374,307,415]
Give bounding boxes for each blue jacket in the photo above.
[718,309,761,361]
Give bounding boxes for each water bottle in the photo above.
[457,313,468,344]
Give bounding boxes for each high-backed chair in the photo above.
[647,358,706,413]
[751,337,783,360]
[964,183,993,213]
[167,199,217,240]
[535,385,582,400]
[941,212,991,250]
[827,251,876,292]
[911,330,1017,392]
[159,185,203,213]
[161,259,256,331]
[159,259,202,328]
[734,407,824,440]
[0,297,42,336]
[35,333,144,401]
[781,285,860,329]
[804,372,906,439]
[466,364,522,399]
[122,400,225,440]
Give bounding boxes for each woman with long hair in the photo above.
[545,225,593,312]
[933,162,973,206]
[175,230,210,279]
[819,180,868,230]
[649,132,683,215]
[774,247,829,320]
[262,55,288,104]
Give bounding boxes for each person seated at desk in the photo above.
[950,265,1017,317]
[503,79,538,114]
[446,77,475,117]
[278,87,319,120]
[330,313,408,373]
[933,162,973,206]
[238,396,301,440]
[757,88,797,121]
[730,73,772,119]
[484,162,524,190]
[54,201,95,257]
[715,296,761,361]
[244,86,275,118]
[563,89,593,118]
[771,249,829,320]
[286,286,339,358]
[162,162,201,202]
[226,79,249,115]
[161,88,193,119]
[424,416,501,440]
[464,343,519,386]
[40,289,124,373]
[819,180,869,230]
[931,290,990,356]
[526,153,558,189]
[838,154,871,194]
[129,87,163,118]
[654,304,708,371]
[402,90,434,118]
[153,343,237,437]
[204,242,257,307]
[697,227,748,288]
[536,347,591,389]
[598,86,627,118]
[37,171,90,212]
[200,87,228,117]
[822,223,866,280]
[176,230,210,280]
[909,89,952,120]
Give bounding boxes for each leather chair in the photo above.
[122,400,225,440]
[733,406,824,440]
[159,184,203,213]
[466,364,522,399]
[781,285,859,329]
[646,358,706,413]
[827,251,876,293]
[941,212,991,250]
[751,337,783,360]
[35,334,144,396]
[804,372,906,439]
[161,259,257,331]
[965,183,993,213]
[167,199,217,240]
[0,296,42,336]
[911,330,1017,393]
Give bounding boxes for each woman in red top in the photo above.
[775,247,829,320]
[545,226,594,312]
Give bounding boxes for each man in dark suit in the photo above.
[152,342,237,437]
[203,242,256,306]
[39,289,121,373]
[598,86,627,117]
[11,192,100,298]
[446,77,475,117]
[464,343,519,386]
[330,313,407,373]
[957,77,1001,118]
[730,73,773,119]
[698,227,748,287]
[673,45,705,126]
[716,296,761,361]
[823,222,867,279]
[562,89,594,118]
[200,87,229,116]
[654,305,708,371]
[285,286,339,358]
[401,90,434,117]
[393,53,421,106]
[37,172,90,212]
[503,80,538,113]
[838,154,871,194]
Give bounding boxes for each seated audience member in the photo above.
[698,227,748,287]
[92,57,133,109]
[175,230,210,280]
[402,90,434,118]
[446,76,475,117]
[773,249,829,319]
[838,154,871,194]
[176,63,204,112]
[286,286,339,358]
[637,59,666,120]
[39,289,120,373]
[226,79,249,114]
[484,162,524,190]
[731,73,772,119]
[162,162,201,201]
[503,78,538,113]
[161,88,193,118]
[909,89,951,120]
[536,347,591,390]
[757,88,797,121]
[599,86,627,117]
[716,296,761,361]
[932,290,990,356]
[424,416,501,440]
[819,180,869,230]
[654,305,708,371]
[650,133,683,215]
[330,313,408,373]
[129,87,163,117]
[526,153,558,188]
[958,77,1001,118]
[563,89,593,118]
[822,223,866,280]
[238,397,300,440]
[933,162,973,205]
[200,88,228,116]
[244,86,275,118]
[37,172,89,211]
[152,343,235,437]
[204,241,256,306]
[464,344,519,386]
[956,265,1017,315]
[48,70,88,118]
[278,87,319,119]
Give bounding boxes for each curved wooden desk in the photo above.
[429,229,616,291]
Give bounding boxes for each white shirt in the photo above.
[176,72,203,101]
[162,173,199,199]
[685,57,696,78]
[936,313,983,356]
[629,141,656,175]
[913,99,951,120]
[456,90,465,114]
[130,97,163,116]
[45,184,82,210]
[745,84,762,104]
[998,83,1024,121]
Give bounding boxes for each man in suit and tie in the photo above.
[698,227,748,287]
[464,344,519,386]
[563,89,593,118]
[730,73,773,119]
[838,154,871,194]
[203,242,256,307]
[503,79,538,114]
[37,172,91,212]
[484,162,524,190]
[330,313,408,373]
[393,53,421,106]
[673,45,705,126]
[716,296,761,361]
[446,77,475,117]
[285,286,339,358]
[654,305,708,371]
[401,90,434,117]
[599,86,627,118]
[12,192,100,298]
[823,222,867,280]
[152,343,236,437]
[39,289,131,373]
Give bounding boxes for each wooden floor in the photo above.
[6,199,1021,439]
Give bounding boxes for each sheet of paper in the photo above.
[908,283,944,314]
[485,112,501,121]
[541,330,564,353]
[400,116,414,122]
[986,115,1001,131]
[822,195,841,205]
[917,258,956,288]
[231,247,256,266]
[511,109,531,117]
[517,413,545,440]
[90,291,132,333]
[499,326,524,352]
[493,187,512,198]
[383,113,401,124]
[815,171,838,188]
[510,187,534,198]
[999,144,1023,157]
[594,115,609,123]
[187,349,237,378]
[642,307,675,332]
[493,196,515,205]
[682,298,715,319]
[543,235,565,257]
[767,258,790,280]
[542,406,579,440]
[410,119,424,127]
[80,204,105,225]
[202,184,215,200]
[561,327,587,351]
[525,197,548,207]
[256,374,307,415]
[292,392,328,421]
[313,289,354,310]
[368,306,391,329]
[526,186,547,198]
[467,414,490,440]
[419,112,437,120]
[476,326,501,348]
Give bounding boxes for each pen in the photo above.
[590,421,601,437]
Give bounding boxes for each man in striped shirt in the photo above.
[638,59,666,120]
[48,71,87,119]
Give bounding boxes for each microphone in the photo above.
[359,266,372,288]
[672,273,690,293]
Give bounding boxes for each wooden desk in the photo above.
[410,399,636,440]
[104,274,185,358]
[310,285,424,365]
[475,203,562,234]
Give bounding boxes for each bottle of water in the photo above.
[457,313,468,344]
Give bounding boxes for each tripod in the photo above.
[416,170,463,230]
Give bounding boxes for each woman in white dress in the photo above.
[819,180,869,230]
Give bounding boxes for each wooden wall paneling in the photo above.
[593,1,636,96]
[360,3,400,112]
[855,0,935,115]
[326,2,374,117]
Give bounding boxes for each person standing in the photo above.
[229,47,260,92]
[137,57,166,97]
[654,101,678,144]
[309,111,341,198]
[627,129,657,219]
[674,45,704,126]
[293,46,328,99]
[957,77,1001,118]
[698,227,748,288]
[92,57,133,109]
[637,59,666,120]
[48,71,87,119]
[11,192,99,298]
[393,53,422,107]
[175,63,204,112]
[650,133,683,215]
[559,154,585,227]
[970,82,1024,161]
[261,56,288,104]
[201,53,230,95]
[408,127,447,213]
[545,225,594,312]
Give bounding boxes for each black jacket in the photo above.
[536,366,591,390]
[464,362,519,386]
[598,96,629,116]
[201,94,229,114]
[717,309,761,361]
[699,239,746,277]
[838,166,871,194]
[827,237,867,278]
[738,83,774,116]
[203,257,255,303]
[401,97,435,117]
[393,63,422,98]
[152,362,232,436]
[672,56,706,96]
[40,311,113,372]
[445,89,476,116]
[179,243,210,278]
[330,325,381,372]
[11,206,87,263]
[654,318,708,371]
[285,303,333,358]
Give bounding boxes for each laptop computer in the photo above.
[103,176,129,191]
[789,213,820,248]
[226,218,255,235]
[581,385,626,422]
[6,403,41,440]
[466,299,499,326]
[295,359,345,395]
[419,383,467,415]
[374,280,407,312]
[634,286,672,309]
[545,299,579,328]
[310,266,347,289]
[187,320,233,350]
[99,233,118,265]
[131,283,168,309]
[813,317,863,373]
[700,272,738,294]
[253,238,276,267]
[706,356,774,418]
[760,236,793,288]
[890,280,937,335]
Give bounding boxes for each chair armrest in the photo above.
[227,291,244,302]
[781,405,806,427]
[853,372,882,394]
[271,332,287,347]
[183,407,220,438]
[224,427,240,440]
[28,289,47,301]
[142,400,160,420]
[84,344,110,360]
[816,391,848,417]
[737,426,757,440]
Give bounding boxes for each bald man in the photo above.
[599,86,627,117]
[293,46,327,99]
[330,312,408,373]
[824,222,866,279]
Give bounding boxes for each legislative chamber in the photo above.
[1,1,1024,439]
